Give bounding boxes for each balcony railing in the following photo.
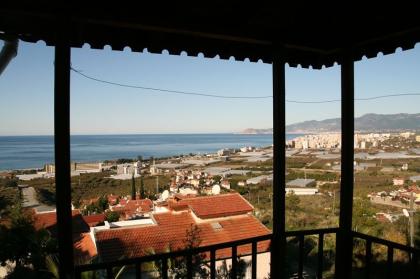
[352,231,420,279]
[285,227,338,279]
[75,233,272,279]
[74,227,420,279]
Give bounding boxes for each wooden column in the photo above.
[271,57,286,279]
[335,56,354,279]
[54,29,74,278]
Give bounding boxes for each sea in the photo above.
[0,134,302,170]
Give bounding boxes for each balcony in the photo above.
[74,228,420,278]
[2,6,420,279]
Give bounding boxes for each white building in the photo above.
[286,178,318,195]
[286,187,318,195]
[117,161,141,176]
[393,178,404,186]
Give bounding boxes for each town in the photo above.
[1,131,420,278]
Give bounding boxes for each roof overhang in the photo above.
[1,5,420,68]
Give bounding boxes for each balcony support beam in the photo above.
[271,55,286,279]
[54,20,74,279]
[336,55,354,279]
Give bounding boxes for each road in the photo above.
[370,196,418,210]
[21,186,39,207]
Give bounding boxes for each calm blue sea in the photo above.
[0,134,301,170]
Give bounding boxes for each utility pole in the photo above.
[409,192,415,247]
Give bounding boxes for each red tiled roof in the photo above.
[107,194,120,205]
[112,199,152,213]
[169,193,253,219]
[34,210,97,263]
[82,214,105,227]
[73,233,97,264]
[0,172,13,178]
[95,211,270,263]
[81,197,100,206]
[34,210,89,234]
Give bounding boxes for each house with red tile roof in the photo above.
[93,211,270,262]
[33,210,98,263]
[82,214,105,227]
[34,210,89,235]
[88,193,271,277]
[109,198,153,220]
[107,194,120,205]
[32,194,270,275]
[167,193,254,219]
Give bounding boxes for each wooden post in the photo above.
[271,56,286,279]
[54,24,74,278]
[335,56,354,279]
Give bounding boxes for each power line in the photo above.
[287,93,420,104]
[70,67,272,99]
[70,67,420,102]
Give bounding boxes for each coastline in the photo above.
[0,133,280,171]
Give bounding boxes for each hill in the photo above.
[286,113,420,133]
[239,113,420,134]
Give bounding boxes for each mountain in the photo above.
[286,113,420,133]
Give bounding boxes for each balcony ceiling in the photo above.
[1,5,420,68]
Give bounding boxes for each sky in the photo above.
[0,41,419,135]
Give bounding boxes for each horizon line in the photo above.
[0,131,260,137]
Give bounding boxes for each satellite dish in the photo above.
[403,208,409,217]
[212,184,221,195]
[162,190,169,201]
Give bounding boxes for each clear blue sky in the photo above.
[0,41,419,135]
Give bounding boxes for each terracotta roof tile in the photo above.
[73,233,97,264]
[111,199,153,219]
[95,211,270,263]
[34,210,89,234]
[169,193,253,219]
[82,214,105,227]
[34,210,97,263]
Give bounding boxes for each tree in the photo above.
[216,258,250,279]
[213,175,222,183]
[105,211,120,222]
[216,260,230,279]
[285,192,301,213]
[0,206,57,276]
[131,173,136,200]
[352,198,383,235]
[97,195,109,212]
[116,158,134,164]
[165,224,208,279]
[5,178,18,188]
[140,176,145,199]
[83,196,109,215]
